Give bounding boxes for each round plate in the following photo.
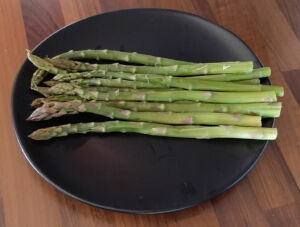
[12,8,273,214]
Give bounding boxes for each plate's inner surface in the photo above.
[12,9,273,213]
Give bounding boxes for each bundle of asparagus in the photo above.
[26,49,283,141]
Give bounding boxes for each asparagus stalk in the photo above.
[39,84,182,97]
[53,70,283,95]
[53,68,269,83]
[31,96,282,118]
[54,69,246,82]
[55,49,192,66]
[45,79,260,89]
[69,76,263,92]
[53,70,264,92]
[44,80,263,94]
[28,121,278,141]
[261,85,284,97]
[44,81,183,93]
[53,71,262,85]
[194,67,270,81]
[235,79,260,85]
[70,77,283,96]
[45,83,277,103]
[70,78,166,89]
[27,99,262,126]
[101,101,282,118]
[46,57,253,75]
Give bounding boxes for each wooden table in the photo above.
[1,0,300,226]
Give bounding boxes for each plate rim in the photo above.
[11,8,275,214]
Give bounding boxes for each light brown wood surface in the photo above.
[1,0,300,226]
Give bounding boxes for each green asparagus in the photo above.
[64,71,282,95]
[28,121,278,141]
[55,49,192,66]
[46,57,253,75]
[45,83,278,103]
[70,78,166,89]
[70,77,263,92]
[31,96,282,118]
[27,99,262,127]
[26,49,282,142]
[53,68,269,83]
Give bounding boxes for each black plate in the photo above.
[12,8,273,214]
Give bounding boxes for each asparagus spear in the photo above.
[101,101,282,118]
[45,83,277,103]
[55,49,192,66]
[28,121,278,141]
[56,76,283,96]
[53,70,265,92]
[65,71,283,95]
[53,70,283,95]
[53,71,262,85]
[45,57,253,75]
[70,77,263,92]
[27,99,261,126]
[31,96,282,118]
[53,68,269,83]
[45,79,260,89]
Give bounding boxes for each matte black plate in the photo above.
[12,9,273,214]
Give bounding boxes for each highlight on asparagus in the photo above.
[25,49,284,141]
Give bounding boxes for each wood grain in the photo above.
[212,177,270,227]
[275,0,300,41]
[20,0,65,49]
[0,0,299,226]
[284,69,300,106]
[0,190,5,227]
